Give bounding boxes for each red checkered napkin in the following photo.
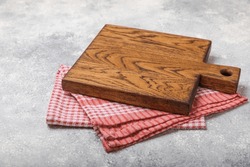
[73,88,247,152]
[46,65,92,127]
[47,65,248,152]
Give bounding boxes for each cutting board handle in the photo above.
[200,63,241,94]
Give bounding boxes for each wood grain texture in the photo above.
[62,24,241,115]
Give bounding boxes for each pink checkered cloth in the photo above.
[47,65,248,152]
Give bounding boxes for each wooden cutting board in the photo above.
[62,24,240,115]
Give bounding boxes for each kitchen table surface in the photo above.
[0,0,249,166]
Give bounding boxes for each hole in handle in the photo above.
[220,69,232,76]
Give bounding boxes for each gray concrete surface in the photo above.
[0,0,250,166]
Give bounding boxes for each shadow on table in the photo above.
[47,124,92,130]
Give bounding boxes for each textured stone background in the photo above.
[0,0,249,166]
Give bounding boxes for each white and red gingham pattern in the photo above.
[46,65,248,152]
[46,65,92,127]
[94,93,246,152]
